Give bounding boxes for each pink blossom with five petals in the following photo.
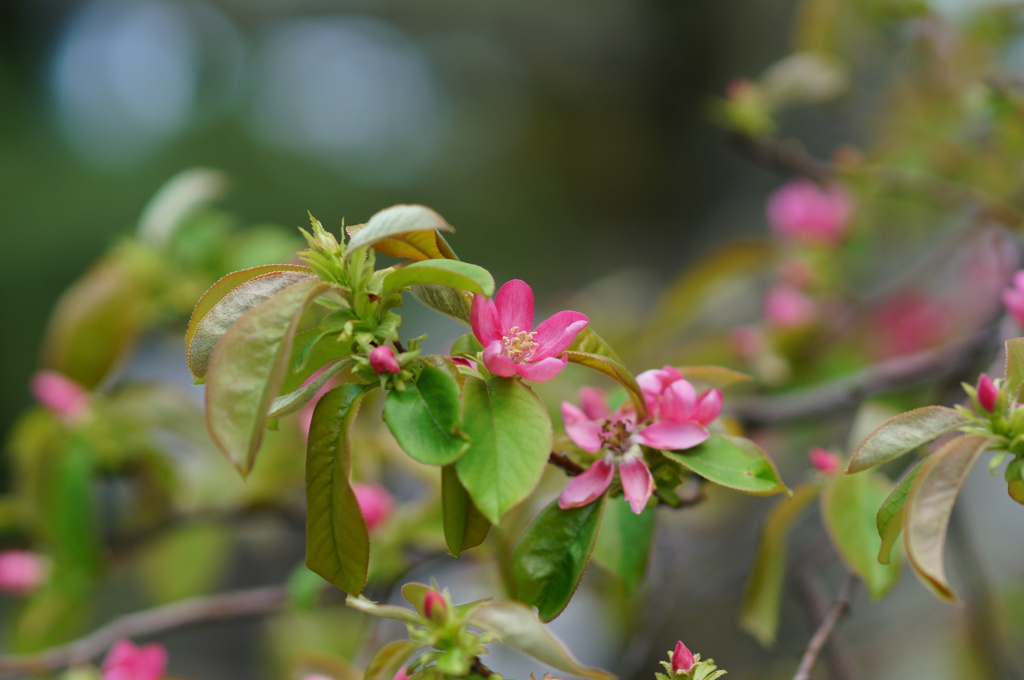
[471,280,588,382]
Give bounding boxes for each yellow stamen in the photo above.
[503,326,538,362]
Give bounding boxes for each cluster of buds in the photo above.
[655,641,726,680]
[402,588,494,679]
[959,373,1024,501]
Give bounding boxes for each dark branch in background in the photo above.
[729,134,834,183]
[0,585,288,677]
[791,573,856,680]
[732,326,1000,428]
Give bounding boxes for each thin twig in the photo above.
[0,585,288,676]
[791,574,856,680]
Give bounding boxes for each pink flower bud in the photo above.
[767,179,853,246]
[0,551,46,595]
[671,641,696,675]
[102,639,167,680]
[977,374,999,413]
[353,483,394,531]
[393,667,410,680]
[369,346,401,374]
[423,589,447,621]
[30,371,89,423]
[763,284,816,328]
[809,447,840,475]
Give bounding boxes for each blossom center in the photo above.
[599,419,634,454]
[503,326,538,362]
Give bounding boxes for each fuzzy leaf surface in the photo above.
[847,406,969,474]
[664,434,787,496]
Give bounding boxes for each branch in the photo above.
[791,574,856,680]
[0,585,288,676]
[732,326,998,427]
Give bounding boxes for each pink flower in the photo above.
[102,639,167,680]
[369,346,401,374]
[671,641,696,675]
[766,179,853,245]
[808,447,840,475]
[1003,271,1024,327]
[471,280,588,382]
[353,483,393,531]
[763,284,816,329]
[30,370,90,423]
[976,374,999,413]
[0,551,46,595]
[558,375,721,515]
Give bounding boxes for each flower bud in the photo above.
[0,551,46,595]
[369,346,401,374]
[423,589,447,622]
[977,374,999,413]
[102,639,167,680]
[763,284,816,328]
[809,448,840,475]
[671,641,696,675]
[392,667,409,680]
[766,179,853,246]
[30,371,90,423]
[353,483,394,531]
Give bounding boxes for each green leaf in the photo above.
[876,461,924,565]
[345,594,423,624]
[592,501,655,592]
[384,366,470,466]
[740,483,820,647]
[847,406,970,474]
[567,327,623,364]
[206,277,329,474]
[347,204,458,260]
[468,601,614,680]
[663,434,788,496]
[441,465,490,557]
[410,284,473,325]
[456,377,553,525]
[1006,338,1024,399]
[383,260,494,298]
[42,438,100,577]
[137,522,230,604]
[188,269,317,381]
[564,351,648,420]
[904,435,994,601]
[822,471,901,599]
[305,384,372,595]
[676,365,752,390]
[269,358,354,420]
[510,496,605,622]
[401,582,432,616]
[363,640,423,680]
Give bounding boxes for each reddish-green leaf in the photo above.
[876,461,924,565]
[564,351,647,420]
[904,435,994,601]
[468,601,614,680]
[823,472,901,599]
[188,269,315,381]
[663,434,788,496]
[847,406,970,474]
[347,204,458,261]
[510,496,606,622]
[441,465,490,557]
[305,385,371,595]
[740,483,820,647]
[206,277,329,475]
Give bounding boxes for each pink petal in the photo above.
[531,311,589,358]
[661,379,697,422]
[579,387,611,421]
[559,457,614,509]
[618,454,654,514]
[353,483,394,531]
[482,341,518,378]
[31,370,89,423]
[693,389,722,426]
[808,447,840,474]
[636,421,709,451]
[1014,270,1024,291]
[671,641,696,674]
[0,551,45,595]
[515,356,568,382]
[495,279,534,335]
[471,295,502,345]
[561,402,605,453]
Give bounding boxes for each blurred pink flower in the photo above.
[1003,271,1024,327]
[393,667,410,680]
[870,291,951,359]
[0,551,46,595]
[369,346,401,374]
[30,370,90,423]
[102,639,167,680]
[302,676,335,680]
[976,374,999,413]
[763,284,816,329]
[671,640,696,675]
[808,447,840,475]
[471,279,588,382]
[766,179,853,245]
[353,483,394,531]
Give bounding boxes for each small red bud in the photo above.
[392,667,409,680]
[809,447,840,475]
[423,590,446,621]
[369,346,401,374]
[977,374,999,412]
[671,641,695,675]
